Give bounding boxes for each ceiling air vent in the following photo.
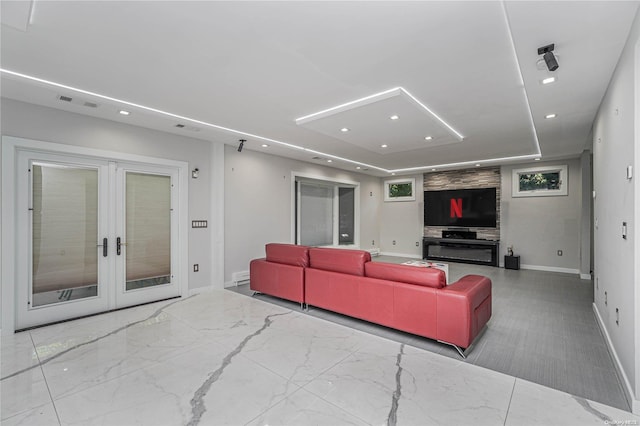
[312,156,323,160]
[174,123,200,132]
[58,95,73,102]
[83,101,98,108]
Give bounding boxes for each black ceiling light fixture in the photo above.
[237,139,246,152]
[538,43,559,72]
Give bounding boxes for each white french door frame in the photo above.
[291,172,360,248]
[1,136,189,334]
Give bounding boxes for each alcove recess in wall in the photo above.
[423,167,501,241]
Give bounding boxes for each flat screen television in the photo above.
[424,188,497,228]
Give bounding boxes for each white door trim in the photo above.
[1,136,189,334]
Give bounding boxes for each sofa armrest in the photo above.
[436,275,492,349]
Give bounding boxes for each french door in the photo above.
[15,151,180,329]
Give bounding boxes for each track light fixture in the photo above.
[537,43,559,72]
[238,139,246,152]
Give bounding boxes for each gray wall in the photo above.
[592,7,640,411]
[224,145,381,285]
[379,174,424,258]
[0,98,217,291]
[500,159,583,273]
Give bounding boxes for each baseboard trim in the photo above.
[379,251,422,259]
[519,264,580,275]
[593,303,640,414]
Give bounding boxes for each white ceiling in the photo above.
[1,1,638,176]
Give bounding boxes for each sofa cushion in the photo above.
[265,243,309,267]
[309,248,371,276]
[365,262,446,289]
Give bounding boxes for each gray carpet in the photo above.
[228,256,629,411]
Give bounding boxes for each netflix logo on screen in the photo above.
[450,198,463,218]
[424,188,497,228]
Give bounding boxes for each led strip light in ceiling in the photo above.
[1,68,540,174]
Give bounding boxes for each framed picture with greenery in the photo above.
[384,178,415,202]
[512,165,567,197]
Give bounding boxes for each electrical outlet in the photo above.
[392,240,396,245]
[557,250,563,256]
[616,308,619,325]
[372,240,375,246]
[596,276,599,290]
[415,241,419,247]
[605,291,608,306]
[193,264,199,272]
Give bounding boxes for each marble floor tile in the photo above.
[240,313,372,385]
[247,388,369,426]
[2,288,638,426]
[1,402,60,426]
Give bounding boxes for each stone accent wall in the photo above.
[423,167,501,241]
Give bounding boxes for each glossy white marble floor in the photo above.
[2,290,639,426]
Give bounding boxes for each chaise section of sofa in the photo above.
[305,247,492,357]
[249,243,309,306]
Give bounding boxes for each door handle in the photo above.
[97,238,108,257]
[117,237,127,255]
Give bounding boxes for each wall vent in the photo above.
[58,95,73,102]
[175,124,186,128]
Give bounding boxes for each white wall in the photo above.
[379,174,423,258]
[500,159,583,274]
[592,7,640,413]
[0,99,218,292]
[224,145,381,285]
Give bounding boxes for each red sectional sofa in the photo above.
[250,243,492,357]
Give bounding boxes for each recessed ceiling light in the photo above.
[261,144,269,148]
[381,144,388,148]
[119,110,130,116]
[535,157,541,161]
[391,172,396,176]
[431,168,437,172]
[356,166,361,170]
[424,136,433,141]
[327,159,332,163]
[542,77,556,85]
[475,164,481,167]
[340,127,350,132]
[545,113,557,119]
[389,115,399,120]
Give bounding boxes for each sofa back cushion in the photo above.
[265,243,310,267]
[309,248,371,276]
[365,262,446,289]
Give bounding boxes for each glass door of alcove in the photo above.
[16,157,112,329]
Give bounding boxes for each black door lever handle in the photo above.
[97,238,108,257]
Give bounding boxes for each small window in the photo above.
[384,178,415,202]
[512,165,567,197]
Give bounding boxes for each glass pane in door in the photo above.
[299,183,333,246]
[125,172,171,291]
[338,187,355,245]
[32,164,99,307]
